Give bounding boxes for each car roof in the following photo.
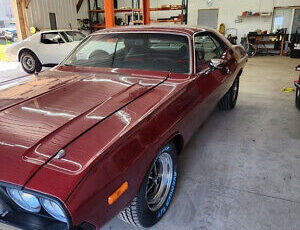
[36,29,82,34]
[93,25,213,37]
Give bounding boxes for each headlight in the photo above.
[6,188,41,213]
[40,198,68,223]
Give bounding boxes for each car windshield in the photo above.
[63,33,190,73]
[62,31,85,42]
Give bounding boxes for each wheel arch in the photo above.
[136,132,184,189]
[170,133,184,154]
[237,68,243,78]
[18,48,36,61]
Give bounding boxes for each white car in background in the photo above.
[6,30,86,73]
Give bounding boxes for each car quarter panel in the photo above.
[16,34,41,60]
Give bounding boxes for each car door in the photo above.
[195,32,233,103]
[208,33,237,96]
[191,33,230,124]
[38,32,72,65]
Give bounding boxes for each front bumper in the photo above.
[0,186,70,230]
[0,185,96,230]
[0,209,68,230]
[0,213,95,230]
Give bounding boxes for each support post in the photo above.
[12,0,29,40]
[142,0,150,25]
[185,0,188,24]
[76,0,85,13]
[87,0,92,33]
[95,0,99,22]
[25,0,31,8]
[104,0,115,28]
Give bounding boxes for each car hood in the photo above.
[0,68,167,187]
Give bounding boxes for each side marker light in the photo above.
[108,181,128,205]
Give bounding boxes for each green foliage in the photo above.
[0,42,12,62]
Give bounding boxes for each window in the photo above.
[272,8,293,33]
[198,9,218,29]
[194,34,218,72]
[61,31,85,42]
[209,35,226,56]
[41,32,64,44]
[194,33,226,72]
[63,33,190,73]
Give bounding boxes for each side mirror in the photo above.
[210,59,224,69]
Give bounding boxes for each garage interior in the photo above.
[0,0,299,230]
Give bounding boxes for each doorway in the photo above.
[49,13,57,30]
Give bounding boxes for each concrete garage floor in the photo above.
[0,56,299,230]
[0,62,49,82]
[0,62,27,82]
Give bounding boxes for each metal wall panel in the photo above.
[26,0,91,30]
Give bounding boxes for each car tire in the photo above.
[119,142,178,228]
[218,77,240,110]
[296,87,300,110]
[20,50,42,74]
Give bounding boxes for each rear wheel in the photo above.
[248,44,256,57]
[218,77,240,110]
[119,142,178,228]
[296,86,300,110]
[20,51,42,74]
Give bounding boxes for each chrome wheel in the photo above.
[146,152,173,211]
[22,54,35,72]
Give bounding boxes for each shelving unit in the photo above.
[88,0,188,31]
[248,33,288,55]
[89,6,183,14]
[238,12,272,18]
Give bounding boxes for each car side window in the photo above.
[41,32,64,44]
[209,35,227,57]
[60,32,71,42]
[194,34,220,72]
[61,31,86,42]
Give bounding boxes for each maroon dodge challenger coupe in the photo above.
[0,26,247,230]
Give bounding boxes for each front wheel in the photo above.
[119,142,178,228]
[296,86,300,110]
[20,51,42,74]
